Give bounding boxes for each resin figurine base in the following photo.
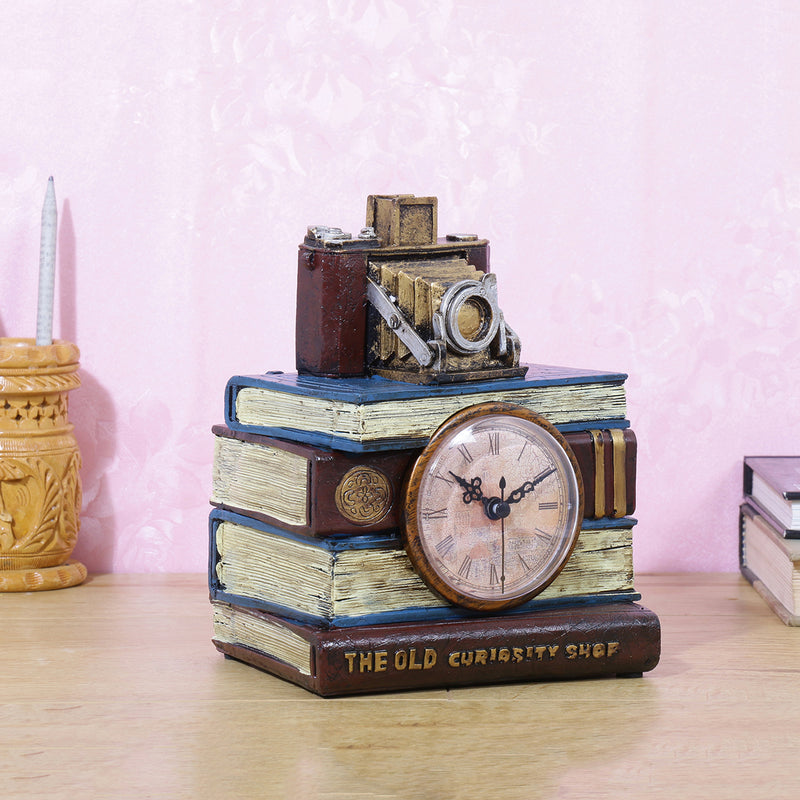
[0,559,87,592]
[0,338,85,592]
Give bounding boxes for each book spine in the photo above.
[739,501,751,570]
[569,428,637,519]
[743,462,754,498]
[214,602,660,696]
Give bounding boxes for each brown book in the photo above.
[212,600,661,696]
[211,424,636,537]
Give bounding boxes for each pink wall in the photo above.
[2,1,798,573]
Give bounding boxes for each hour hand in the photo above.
[448,471,484,504]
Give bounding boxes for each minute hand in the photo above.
[507,467,556,504]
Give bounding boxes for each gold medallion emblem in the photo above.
[335,467,393,526]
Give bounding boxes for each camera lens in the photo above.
[457,297,492,343]
[441,278,501,355]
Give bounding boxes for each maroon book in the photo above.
[211,423,636,537]
[212,600,660,697]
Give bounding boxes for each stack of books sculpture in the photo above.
[740,456,800,625]
[208,195,661,696]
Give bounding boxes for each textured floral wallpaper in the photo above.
[1,1,798,573]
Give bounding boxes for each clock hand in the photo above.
[448,471,484,504]
[506,467,556,505]
[499,477,506,594]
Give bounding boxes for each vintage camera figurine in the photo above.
[295,194,527,384]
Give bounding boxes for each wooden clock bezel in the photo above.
[402,401,585,613]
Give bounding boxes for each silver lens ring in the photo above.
[440,278,500,355]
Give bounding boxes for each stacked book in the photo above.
[208,365,660,695]
[740,456,800,625]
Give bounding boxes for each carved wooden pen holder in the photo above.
[0,338,86,591]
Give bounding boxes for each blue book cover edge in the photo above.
[222,418,631,453]
[210,588,643,629]
[227,363,628,406]
[210,507,637,556]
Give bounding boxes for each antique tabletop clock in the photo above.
[209,194,661,696]
[404,402,584,612]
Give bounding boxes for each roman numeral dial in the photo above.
[403,402,584,613]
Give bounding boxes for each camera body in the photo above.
[295,195,525,384]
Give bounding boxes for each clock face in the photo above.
[403,402,584,612]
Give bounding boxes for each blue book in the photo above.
[208,508,639,628]
[225,363,629,452]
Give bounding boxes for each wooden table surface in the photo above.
[2,573,798,799]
